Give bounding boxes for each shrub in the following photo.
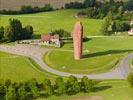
[0,4,53,14]
[0,26,4,40]
[55,77,66,96]
[51,29,70,38]
[127,73,133,88]
[66,76,80,95]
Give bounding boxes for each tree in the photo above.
[4,26,13,41]
[4,19,23,41]
[4,19,33,42]
[22,25,33,39]
[5,85,17,100]
[27,79,39,97]
[42,4,53,11]
[51,29,70,38]
[43,79,53,97]
[124,0,133,11]
[66,75,80,95]
[109,0,115,5]
[17,85,27,100]
[106,11,113,24]
[21,6,34,13]
[101,11,113,35]
[84,0,96,8]
[127,73,133,88]
[55,77,65,96]
[0,26,4,40]
[80,76,94,92]
[118,6,124,15]
[101,17,110,35]
[86,7,97,18]
[112,21,130,32]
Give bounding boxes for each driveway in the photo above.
[0,44,133,79]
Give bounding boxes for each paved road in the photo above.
[0,44,133,79]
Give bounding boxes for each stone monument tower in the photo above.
[72,21,83,60]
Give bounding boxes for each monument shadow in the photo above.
[82,49,133,58]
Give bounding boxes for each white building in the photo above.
[128,29,133,36]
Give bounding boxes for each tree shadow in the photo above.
[92,85,112,92]
[82,50,133,58]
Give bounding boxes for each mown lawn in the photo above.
[35,80,133,100]
[0,51,58,82]
[0,9,103,36]
[44,50,122,74]
[43,37,133,74]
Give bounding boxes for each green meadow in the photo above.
[0,51,58,82]
[0,9,103,36]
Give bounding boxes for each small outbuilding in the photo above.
[41,34,61,47]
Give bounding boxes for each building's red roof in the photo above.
[41,34,59,41]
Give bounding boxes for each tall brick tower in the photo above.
[72,21,83,60]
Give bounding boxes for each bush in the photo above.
[112,21,130,32]
[0,4,53,14]
[0,26,4,40]
[51,29,70,38]
[127,73,133,88]
[80,76,94,92]
[65,2,84,9]
[5,85,17,100]
[55,77,66,96]
[66,76,80,95]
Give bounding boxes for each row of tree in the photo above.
[100,12,131,35]
[66,0,133,11]
[0,4,53,14]
[0,76,95,100]
[77,0,133,20]
[0,19,33,42]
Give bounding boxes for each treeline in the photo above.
[0,4,53,15]
[65,0,133,11]
[77,0,133,20]
[0,76,96,100]
[100,12,131,35]
[0,19,33,42]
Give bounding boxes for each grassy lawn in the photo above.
[43,37,133,74]
[62,36,133,51]
[44,50,122,74]
[0,9,103,36]
[35,80,133,100]
[0,51,58,82]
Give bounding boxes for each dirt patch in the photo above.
[72,96,103,100]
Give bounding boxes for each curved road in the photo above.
[0,44,133,79]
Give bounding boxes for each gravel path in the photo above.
[0,44,133,79]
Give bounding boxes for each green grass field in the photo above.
[0,51,58,82]
[44,50,122,74]
[36,80,133,100]
[0,9,103,36]
[44,37,133,74]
